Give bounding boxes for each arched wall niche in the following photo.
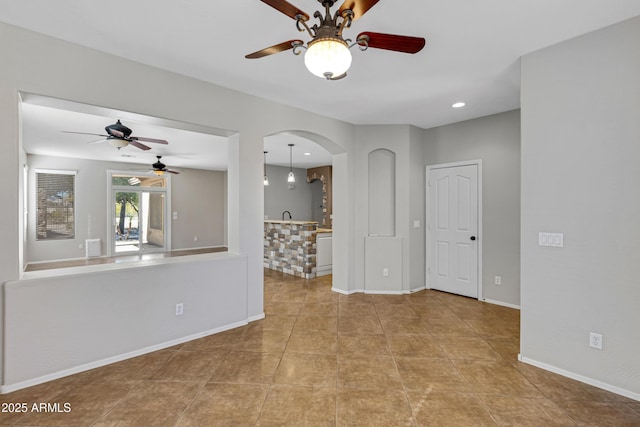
[368,148,395,236]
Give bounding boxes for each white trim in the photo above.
[0,320,249,394]
[331,287,362,295]
[408,285,427,293]
[364,290,404,295]
[425,160,483,300]
[247,313,265,322]
[34,168,77,175]
[482,298,520,310]
[518,355,640,402]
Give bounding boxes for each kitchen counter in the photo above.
[265,220,318,225]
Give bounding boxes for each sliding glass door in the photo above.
[110,173,170,256]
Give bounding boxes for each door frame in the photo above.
[106,170,172,257]
[426,160,483,300]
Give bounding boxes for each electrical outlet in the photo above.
[175,303,184,316]
[589,332,603,350]
[495,276,502,285]
[382,268,389,277]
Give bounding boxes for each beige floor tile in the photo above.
[249,314,297,332]
[298,301,338,317]
[338,315,384,334]
[380,317,432,335]
[338,355,403,390]
[453,360,542,397]
[407,391,496,427]
[180,328,245,353]
[93,381,202,426]
[375,304,419,320]
[387,334,447,358]
[555,400,640,426]
[233,328,290,353]
[263,301,303,316]
[176,383,269,426]
[437,337,504,361]
[211,351,281,384]
[338,301,378,317]
[148,351,225,382]
[338,333,391,356]
[257,385,336,426]
[285,330,337,354]
[395,357,473,393]
[337,388,414,426]
[478,395,576,426]
[293,315,338,333]
[273,353,337,387]
[423,317,479,337]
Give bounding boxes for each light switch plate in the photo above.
[539,232,563,247]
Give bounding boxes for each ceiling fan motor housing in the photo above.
[105,119,132,138]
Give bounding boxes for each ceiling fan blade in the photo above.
[87,138,109,144]
[62,131,109,137]
[165,169,180,175]
[109,129,126,139]
[260,0,309,21]
[357,32,426,54]
[338,0,379,20]
[128,140,152,151]
[132,136,169,144]
[245,40,304,59]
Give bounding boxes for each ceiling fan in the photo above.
[245,0,426,80]
[63,120,169,150]
[149,156,179,175]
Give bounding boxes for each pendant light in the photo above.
[287,144,296,183]
[263,151,269,186]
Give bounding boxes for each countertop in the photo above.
[264,220,318,225]
[317,228,333,233]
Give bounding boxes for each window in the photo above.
[35,170,76,240]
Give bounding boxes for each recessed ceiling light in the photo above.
[304,152,311,156]
[452,102,466,108]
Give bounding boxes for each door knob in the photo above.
[470,236,476,241]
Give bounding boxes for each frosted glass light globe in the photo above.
[304,38,352,79]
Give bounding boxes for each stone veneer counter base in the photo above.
[264,220,317,279]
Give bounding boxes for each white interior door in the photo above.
[428,164,479,298]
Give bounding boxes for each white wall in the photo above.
[423,110,521,306]
[353,125,423,293]
[0,22,354,388]
[25,155,227,263]
[4,253,247,391]
[263,165,317,221]
[520,16,640,398]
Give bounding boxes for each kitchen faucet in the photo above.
[282,210,292,220]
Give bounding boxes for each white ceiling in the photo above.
[5,0,640,168]
[20,95,333,170]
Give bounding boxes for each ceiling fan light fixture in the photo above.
[304,37,352,79]
[108,138,129,149]
[153,170,165,176]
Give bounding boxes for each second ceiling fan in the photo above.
[245,0,426,80]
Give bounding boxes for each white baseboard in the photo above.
[247,313,265,322]
[331,287,363,295]
[364,290,404,295]
[518,355,640,402]
[407,285,427,293]
[0,319,248,394]
[482,298,520,310]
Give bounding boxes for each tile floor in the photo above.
[1,269,639,426]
